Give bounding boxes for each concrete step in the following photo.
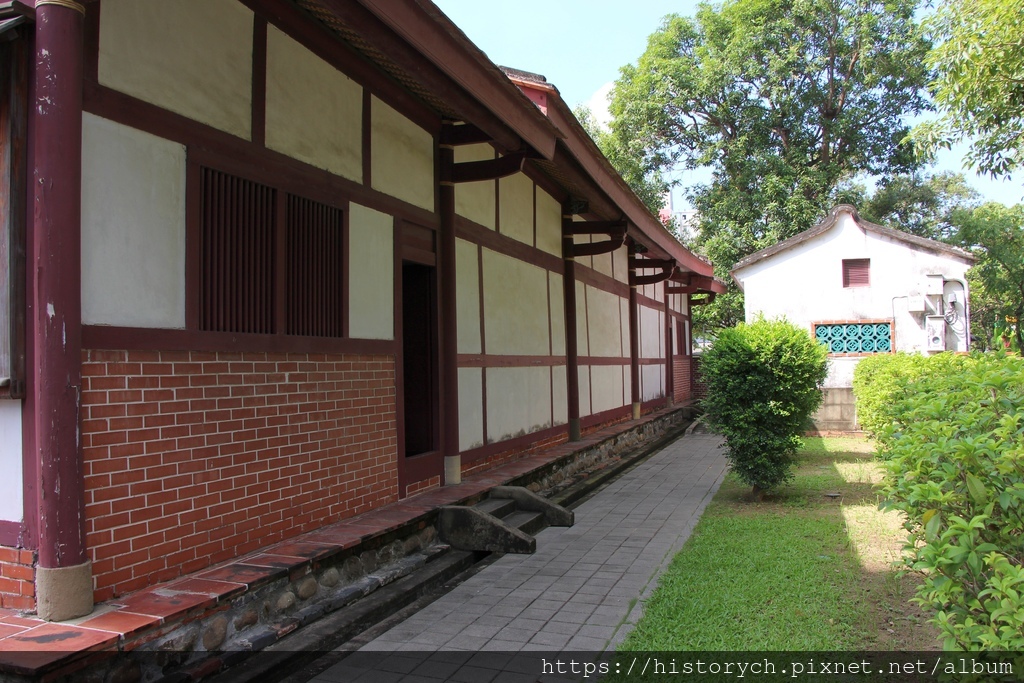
[502,509,546,536]
[472,497,518,519]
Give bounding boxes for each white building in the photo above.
[730,205,975,431]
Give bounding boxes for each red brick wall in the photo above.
[691,357,708,400]
[672,354,691,402]
[81,350,398,602]
[0,546,35,611]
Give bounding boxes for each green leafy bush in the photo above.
[700,317,828,496]
[878,352,1024,650]
[852,352,969,442]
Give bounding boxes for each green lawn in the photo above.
[617,436,935,652]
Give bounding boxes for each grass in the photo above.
[617,435,938,652]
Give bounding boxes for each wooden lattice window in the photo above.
[199,168,276,333]
[287,195,344,337]
[842,258,870,288]
[198,165,346,337]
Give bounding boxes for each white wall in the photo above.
[736,210,973,387]
[81,114,187,328]
[0,401,22,523]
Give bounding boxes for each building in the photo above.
[0,0,723,620]
[731,205,975,432]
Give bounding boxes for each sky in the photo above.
[433,0,1023,210]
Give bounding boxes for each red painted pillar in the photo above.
[628,242,640,419]
[561,212,580,441]
[439,134,460,484]
[30,0,92,620]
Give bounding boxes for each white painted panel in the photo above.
[619,298,630,359]
[586,286,622,357]
[642,365,664,401]
[0,401,22,523]
[371,97,434,211]
[612,247,628,283]
[348,204,394,340]
[266,26,362,181]
[592,251,613,277]
[640,305,662,358]
[454,145,495,229]
[535,189,562,256]
[548,273,565,356]
[577,280,590,356]
[82,114,186,329]
[578,365,592,417]
[456,239,481,354]
[498,173,533,246]
[99,0,253,139]
[482,250,549,356]
[551,365,568,426]
[458,367,484,451]
[591,364,625,414]
[486,366,552,443]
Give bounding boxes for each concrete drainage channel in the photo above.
[205,418,696,683]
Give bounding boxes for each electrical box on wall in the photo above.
[924,274,945,296]
[925,315,946,351]
[907,296,927,313]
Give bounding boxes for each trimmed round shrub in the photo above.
[700,316,828,496]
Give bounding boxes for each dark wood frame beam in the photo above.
[450,152,527,183]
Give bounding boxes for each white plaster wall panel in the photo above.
[371,97,435,211]
[455,239,482,354]
[454,145,495,229]
[266,27,362,181]
[498,173,534,246]
[622,366,630,405]
[548,272,566,356]
[640,305,663,358]
[642,365,665,401]
[585,285,623,358]
[482,250,549,356]
[81,114,186,328]
[592,251,613,277]
[348,203,394,340]
[619,298,630,360]
[0,401,22,523]
[458,367,484,451]
[486,366,552,442]
[591,364,626,414]
[535,189,562,256]
[551,365,568,426]
[612,247,628,283]
[576,280,590,356]
[578,365,592,417]
[98,0,253,139]
[573,235,593,270]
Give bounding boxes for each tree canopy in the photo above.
[952,202,1024,354]
[910,0,1024,180]
[607,0,932,331]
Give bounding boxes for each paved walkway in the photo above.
[309,429,727,681]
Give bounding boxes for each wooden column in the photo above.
[561,211,580,441]
[30,0,91,620]
[439,136,460,483]
[628,242,640,420]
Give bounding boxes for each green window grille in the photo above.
[815,323,892,353]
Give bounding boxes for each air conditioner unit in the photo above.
[925,315,946,351]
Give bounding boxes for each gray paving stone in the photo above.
[316,432,726,673]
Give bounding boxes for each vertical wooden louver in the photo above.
[287,195,344,337]
[842,258,870,288]
[200,168,276,333]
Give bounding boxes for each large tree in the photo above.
[910,0,1024,179]
[608,0,931,331]
[953,202,1024,355]
[840,171,980,242]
